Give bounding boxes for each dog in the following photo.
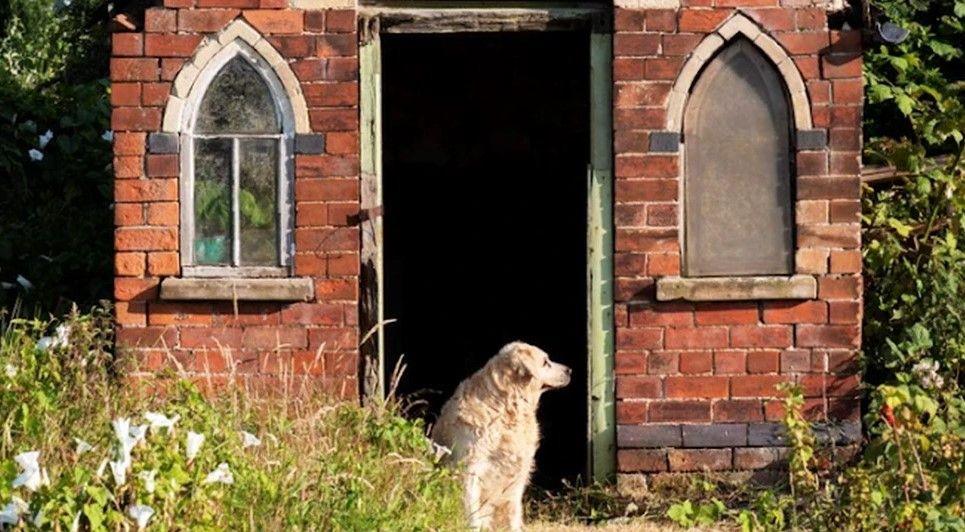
[431,341,571,531]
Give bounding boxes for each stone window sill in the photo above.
[655,275,817,302]
[159,277,314,302]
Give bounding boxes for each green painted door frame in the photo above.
[358,7,615,482]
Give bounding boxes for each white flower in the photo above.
[0,496,28,525]
[101,130,113,142]
[127,505,154,530]
[4,364,15,378]
[36,337,53,351]
[241,431,261,448]
[113,418,134,456]
[110,459,128,486]
[16,275,33,290]
[53,324,70,348]
[70,512,80,532]
[12,451,47,492]
[74,438,94,455]
[129,424,148,446]
[32,509,44,527]
[426,438,451,461]
[144,412,180,432]
[28,149,43,162]
[139,469,157,493]
[38,130,53,148]
[186,431,204,461]
[95,458,108,478]
[912,359,944,389]
[203,462,233,485]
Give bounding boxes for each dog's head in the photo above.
[493,341,571,393]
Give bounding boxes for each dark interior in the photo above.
[381,32,590,485]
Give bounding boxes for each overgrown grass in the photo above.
[0,306,463,530]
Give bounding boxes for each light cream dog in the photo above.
[431,341,571,531]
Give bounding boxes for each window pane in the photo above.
[196,58,280,134]
[684,40,793,276]
[239,138,279,266]
[194,138,233,265]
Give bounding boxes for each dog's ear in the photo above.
[508,346,535,383]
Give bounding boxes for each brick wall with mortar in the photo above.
[111,1,360,396]
[111,0,863,476]
[612,1,863,478]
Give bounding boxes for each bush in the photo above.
[0,308,464,530]
[0,0,113,313]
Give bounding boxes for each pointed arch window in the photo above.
[683,39,794,277]
[182,48,293,277]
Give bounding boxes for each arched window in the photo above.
[181,45,293,277]
[683,39,794,277]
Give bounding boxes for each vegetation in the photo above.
[0,308,463,529]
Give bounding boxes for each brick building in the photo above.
[111,0,863,484]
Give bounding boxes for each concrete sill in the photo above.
[655,275,817,302]
[159,277,314,302]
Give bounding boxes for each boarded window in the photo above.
[684,39,794,277]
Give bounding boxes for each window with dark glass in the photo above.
[683,39,794,277]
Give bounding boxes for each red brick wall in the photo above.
[111,2,360,396]
[612,3,863,474]
[111,1,863,474]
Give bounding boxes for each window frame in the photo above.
[179,41,295,279]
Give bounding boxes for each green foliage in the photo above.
[665,498,726,528]
[0,0,112,313]
[0,308,464,530]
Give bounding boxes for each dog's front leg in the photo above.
[464,471,491,531]
[505,477,528,532]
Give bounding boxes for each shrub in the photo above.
[0,308,464,530]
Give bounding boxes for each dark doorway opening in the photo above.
[381,31,590,486]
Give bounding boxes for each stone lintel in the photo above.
[160,277,314,301]
[655,275,817,302]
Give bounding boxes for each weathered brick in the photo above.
[734,447,788,469]
[242,9,304,34]
[714,350,746,374]
[694,302,758,325]
[147,252,179,276]
[618,449,668,472]
[796,325,860,348]
[748,423,787,446]
[617,424,682,448]
[762,301,827,324]
[682,424,747,447]
[668,448,732,472]
[144,34,203,57]
[116,227,178,251]
[666,376,728,398]
[648,351,679,374]
[616,375,662,398]
[678,10,730,32]
[746,351,779,373]
[144,8,177,32]
[115,252,146,276]
[666,327,729,349]
[731,375,786,397]
[178,9,240,32]
[649,400,711,422]
[113,33,144,56]
[111,58,159,81]
[713,399,763,422]
[730,325,792,348]
[115,179,178,202]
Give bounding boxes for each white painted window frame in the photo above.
[179,40,295,278]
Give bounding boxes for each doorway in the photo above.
[381,32,588,485]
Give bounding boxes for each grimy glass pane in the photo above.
[684,39,794,276]
[196,58,280,134]
[239,138,279,266]
[194,138,233,265]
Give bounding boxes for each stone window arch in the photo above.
[682,38,795,276]
[163,21,308,276]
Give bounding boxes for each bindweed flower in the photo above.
[186,431,204,461]
[110,459,128,486]
[203,462,233,485]
[28,149,43,162]
[16,275,33,291]
[12,451,48,492]
[139,469,157,494]
[241,431,262,448]
[113,418,136,464]
[4,364,15,378]
[74,438,94,455]
[39,130,53,148]
[127,505,154,530]
[144,412,180,432]
[0,496,28,525]
[95,458,108,478]
[102,130,113,142]
[36,337,54,351]
[912,359,944,390]
[32,509,44,527]
[129,424,148,446]
[426,438,451,461]
[70,512,80,532]
[53,324,70,348]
